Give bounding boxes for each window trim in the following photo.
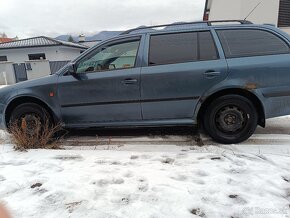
[75,36,142,74]
[147,30,219,67]
[216,28,290,59]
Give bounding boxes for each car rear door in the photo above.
[57,36,144,127]
[216,27,290,118]
[140,30,228,121]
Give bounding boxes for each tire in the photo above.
[9,103,52,131]
[203,95,258,144]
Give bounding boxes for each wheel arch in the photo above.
[5,96,59,127]
[197,88,266,128]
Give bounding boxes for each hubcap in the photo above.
[215,105,247,133]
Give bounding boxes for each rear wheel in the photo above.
[9,103,52,134]
[203,95,258,144]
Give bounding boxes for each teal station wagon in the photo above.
[1,20,290,144]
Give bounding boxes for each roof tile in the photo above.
[0,36,88,50]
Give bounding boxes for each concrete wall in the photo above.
[25,60,51,80]
[0,62,16,85]
[208,0,280,26]
[0,46,83,63]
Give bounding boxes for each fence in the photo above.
[0,60,70,85]
[0,62,16,85]
[49,61,70,74]
[13,63,27,83]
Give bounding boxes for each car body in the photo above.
[1,20,290,143]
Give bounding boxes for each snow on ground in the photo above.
[0,117,290,218]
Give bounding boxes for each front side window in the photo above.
[76,39,140,73]
[217,29,290,58]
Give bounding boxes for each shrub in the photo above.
[9,116,64,151]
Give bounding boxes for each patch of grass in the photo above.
[9,117,65,151]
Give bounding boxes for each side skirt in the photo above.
[64,118,196,129]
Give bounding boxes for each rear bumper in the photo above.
[0,103,6,129]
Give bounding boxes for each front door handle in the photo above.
[122,78,138,85]
[204,71,221,79]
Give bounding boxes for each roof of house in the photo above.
[0,37,14,43]
[0,36,89,50]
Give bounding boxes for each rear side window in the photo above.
[199,31,219,61]
[149,32,198,65]
[217,29,290,58]
[149,31,218,65]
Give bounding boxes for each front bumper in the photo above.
[0,103,6,129]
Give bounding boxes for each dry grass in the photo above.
[9,117,65,151]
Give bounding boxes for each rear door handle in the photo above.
[122,78,138,85]
[204,71,221,79]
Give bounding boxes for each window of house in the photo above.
[0,56,8,62]
[216,29,290,58]
[28,53,46,60]
[148,31,218,66]
[278,0,290,28]
[76,39,140,73]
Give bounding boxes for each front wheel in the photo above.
[203,95,258,144]
[9,103,52,134]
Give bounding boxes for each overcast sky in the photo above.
[0,0,205,38]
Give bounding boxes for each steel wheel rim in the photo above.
[215,105,248,134]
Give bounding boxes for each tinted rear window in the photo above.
[217,29,290,58]
[199,31,218,61]
[149,31,218,65]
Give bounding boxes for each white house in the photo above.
[203,0,290,34]
[0,36,88,63]
[0,36,88,84]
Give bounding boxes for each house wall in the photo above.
[0,46,83,63]
[208,0,280,26]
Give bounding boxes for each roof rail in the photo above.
[121,20,253,35]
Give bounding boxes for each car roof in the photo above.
[72,20,283,65]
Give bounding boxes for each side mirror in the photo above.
[66,63,87,80]
[67,63,76,75]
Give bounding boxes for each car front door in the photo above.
[140,30,228,121]
[57,36,144,127]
